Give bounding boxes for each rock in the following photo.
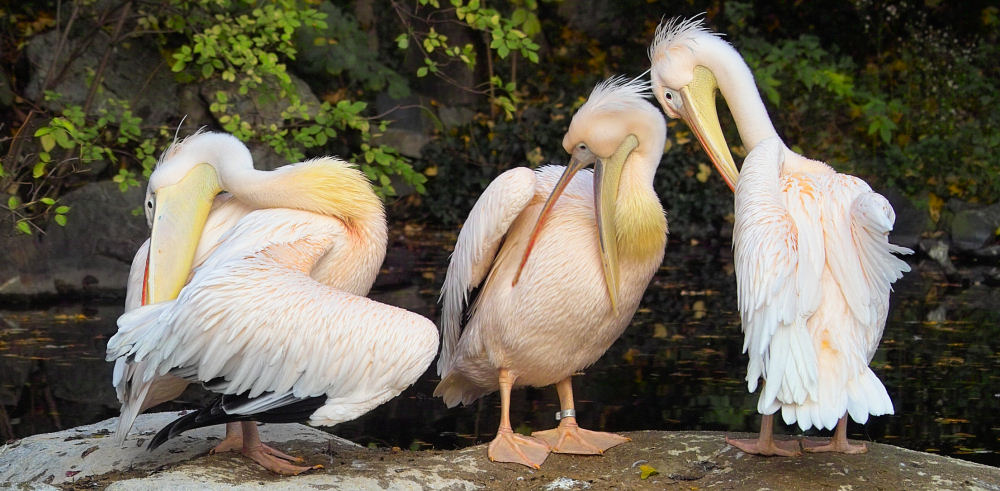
[0,181,146,298]
[0,412,358,486]
[3,419,998,489]
[950,202,1000,253]
[438,106,476,128]
[882,188,928,250]
[919,238,957,275]
[24,23,183,137]
[374,128,431,159]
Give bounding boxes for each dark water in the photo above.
[2,230,998,467]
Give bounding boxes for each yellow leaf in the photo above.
[525,146,543,166]
[639,464,658,479]
[622,347,639,364]
[674,129,691,145]
[696,163,712,183]
[928,192,943,223]
[424,165,438,177]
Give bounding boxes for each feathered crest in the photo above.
[156,120,207,169]
[648,14,722,61]
[579,73,653,114]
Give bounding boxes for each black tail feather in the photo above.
[147,393,326,451]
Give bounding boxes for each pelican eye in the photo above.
[144,195,155,227]
[664,89,682,109]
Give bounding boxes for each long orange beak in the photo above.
[513,146,596,289]
[513,135,637,315]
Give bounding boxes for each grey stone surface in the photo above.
[0,181,146,297]
[952,202,1000,252]
[2,417,998,490]
[24,24,183,134]
[0,412,358,486]
[883,188,929,250]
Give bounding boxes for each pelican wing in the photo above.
[108,211,437,428]
[733,138,821,413]
[112,195,261,440]
[437,167,537,376]
[819,175,912,360]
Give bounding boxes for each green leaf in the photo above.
[639,464,658,479]
[7,195,20,209]
[55,205,71,214]
[16,221,31,235]
[33,161,46,178]
[395,34,409,50]
[416,66,428,77]
[511,8,528,25]
[54,214,67,226]
[40,197,56,205]
[39,134,56,152]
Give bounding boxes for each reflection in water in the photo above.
[1,232,998,467]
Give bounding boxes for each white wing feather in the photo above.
[437,167,537,376]
[821,176,912,358]
[108,215,437,427]
[733,138,820,413]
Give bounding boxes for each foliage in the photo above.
[152,0,425,197]
[722,1,1000,207]
[2,0,998,237]
[391,0,541,119]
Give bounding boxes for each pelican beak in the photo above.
[513,135,638,316]
[678,66,739,191]
[142,163,221,305]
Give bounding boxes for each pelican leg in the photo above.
[238,421,322,475]
[803,415,868,454]
[487,369,550,468]
[726,414,802,457]
[209,421,305,462]
[209,422,244,454]
[531,377,629,454]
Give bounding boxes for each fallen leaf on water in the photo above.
[65,470,80,477]
[81,445,99,458]
[639,464,658,479]
[652,323,668,339]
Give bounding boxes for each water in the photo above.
[1,231,998,467]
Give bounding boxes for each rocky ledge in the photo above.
[1,413,997,490]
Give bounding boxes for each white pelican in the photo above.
[106,132,438,474]
[435,76,667,468]
[649,17,912,455]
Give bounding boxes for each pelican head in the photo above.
[515,76,665,314]
[648,16,741,191]
[141,132,250,305]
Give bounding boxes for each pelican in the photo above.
[106,132,438,474]
[649,17,912,455]
[435,76,667,468]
